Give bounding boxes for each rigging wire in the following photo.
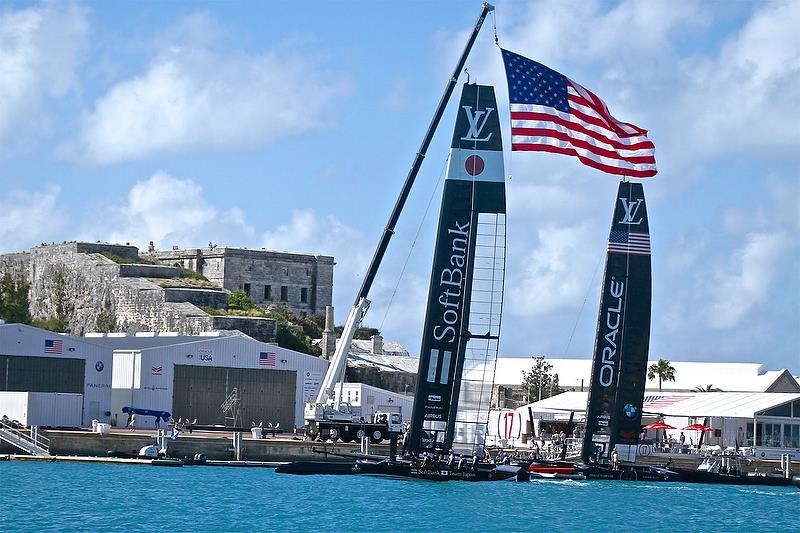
[562,241,606,357]
[377,155,449,332]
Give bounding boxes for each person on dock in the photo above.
[679,432,686,445]
[129,412,137,431]
[611,448,619,471]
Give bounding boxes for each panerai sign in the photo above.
[433,220,470,343]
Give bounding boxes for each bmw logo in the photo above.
[95,361,104,372]
[623,403,637,418]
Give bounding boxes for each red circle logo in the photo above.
[465,155,484,176]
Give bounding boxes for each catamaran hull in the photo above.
[356,461,521,481]
[674,468,795,486]
[577,464,681,482]
[275,460,522,481]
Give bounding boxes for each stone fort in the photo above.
[0,242,333,343]
[147,244,333,317]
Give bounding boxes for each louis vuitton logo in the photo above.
[619,198,643,225]
[460,105,494,142]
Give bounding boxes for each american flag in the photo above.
[44,339,63,354]
[259,352,276,366]
[501,49,657,178]
[608,229,651,256]
[643,395,691,410]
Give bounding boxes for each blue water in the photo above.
[1,462,797,532]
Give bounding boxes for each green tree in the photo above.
[0,273,31,324]
[693,384,722,392]
[647,358,677,391]
[521,356,561,403]
[228,290,255,310]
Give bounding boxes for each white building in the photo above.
[90,333,329,430]
[504,391,800,459]
[0,324,112,426]
[330,382,414,423]
[491,358,800,408]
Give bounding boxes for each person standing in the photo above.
[611,448,619,471]
[129,412,137,432]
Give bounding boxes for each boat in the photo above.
[672,455,795,487]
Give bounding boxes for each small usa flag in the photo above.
[608,229,650,256]
[44,339,63,354]
[259,352,276,366]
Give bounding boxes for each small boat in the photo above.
[792,475,800,489]
[673,456,795,487]
[150,458,183,467]
[275,458,523,481]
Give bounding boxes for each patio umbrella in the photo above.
[682,423,712,431]
[643,421,676,430]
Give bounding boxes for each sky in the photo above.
[0,0,797,376]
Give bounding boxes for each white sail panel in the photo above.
[451,212,506,456]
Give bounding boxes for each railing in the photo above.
[0,422,50,455]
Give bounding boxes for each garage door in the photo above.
[172,365,296,429]
[0,355,84,393]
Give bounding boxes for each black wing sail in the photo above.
[581,181,652,462]
[408,83,506,457]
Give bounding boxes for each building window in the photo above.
[264,285,272,300]
[280,286,288,301]
[301,287,308,303]
[300,311,307,317]
[282,266,289,276]
[243,283,251,296]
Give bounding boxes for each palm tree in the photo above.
[693,384,722,392]
[647,359,676,392]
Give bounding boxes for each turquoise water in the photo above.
[1,461,797,532]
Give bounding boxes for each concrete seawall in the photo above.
[0,429,387,461]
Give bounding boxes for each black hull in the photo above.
[577,463,681,482]
[275,460,521,482]
[274,461,360,476]
[675,468,795,487]
[356,461,521,482]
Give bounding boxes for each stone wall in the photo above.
[345,366,417,396]
[210,316,277,344]
[118,264,180,279]
[163,287,228,308]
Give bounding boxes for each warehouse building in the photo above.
[86,333,329,430]
[0,324,112,426]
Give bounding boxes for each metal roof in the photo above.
[519,391,800,419]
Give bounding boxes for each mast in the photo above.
[581,181,652,462]
[354,2,495,304]
[408,83,506,457]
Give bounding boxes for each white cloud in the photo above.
[0,2,88,151]
[508,223,600,317]
[262,209,370,281]
[66,21,348,165]
[0,186,66,252]
[707,231,789,329]
[102,170,254,248]
[678,0,800,157]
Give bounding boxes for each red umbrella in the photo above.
[644,421,676,430]
[682,423,713,431]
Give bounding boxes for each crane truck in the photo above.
[303,298,402,443]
